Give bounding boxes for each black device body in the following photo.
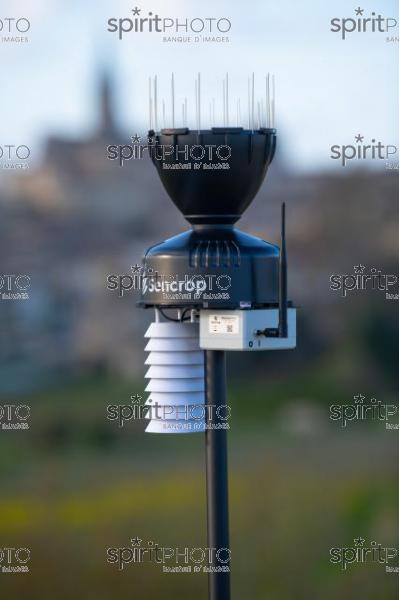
[140,128,280,310]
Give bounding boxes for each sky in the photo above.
[0,0,398,171]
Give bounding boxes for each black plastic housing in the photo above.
[148,128,276,225]
[140,226,279,309]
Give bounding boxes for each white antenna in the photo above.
[212,98,215,128]
[195,79,198,132]
[223,80,227,126]
[271,74,275,127]
[226,72,229,127]
[247,78,250,129]
[154,73,274,130]
[149,77,153,130]
[154,75,158,131]
[251,73,255,132]
[198,72,201,132]
[171,72,175,128]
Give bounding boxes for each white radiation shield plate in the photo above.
[145,322,200,338]
[145,351,204,365]
[145,365,204,379]
[145,338,201,352]
[146,392,205,405]
[145,378,204,393]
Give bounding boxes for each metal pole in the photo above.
[205,350,231,600]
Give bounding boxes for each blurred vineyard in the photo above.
[1,372,399,599]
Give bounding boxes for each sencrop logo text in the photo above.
[107,536,231,574]
[330,394,398,430]
[0,404,30,431]
[0,17,30,43]
[330,265,399,300]
[0,144,31,170]
[330,537,399,573]
[330,7,398,41]
[107,6,231,43]
[0,274,31,300]
[0,547,31,573]
[330,135,397,168]
[107,134,231,169]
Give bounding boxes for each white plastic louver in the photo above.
[144,320,205,434]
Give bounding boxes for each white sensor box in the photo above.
[199,309,296,351]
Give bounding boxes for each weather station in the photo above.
[138,73,297,600]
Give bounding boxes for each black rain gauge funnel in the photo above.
[139,73,296,600]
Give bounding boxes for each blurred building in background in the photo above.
[1,70,398,395]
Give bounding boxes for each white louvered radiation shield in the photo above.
[144,320,205,433]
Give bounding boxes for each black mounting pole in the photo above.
[205,350,231,600]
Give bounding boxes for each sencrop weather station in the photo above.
[138,73,297,600]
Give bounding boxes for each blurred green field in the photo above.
[1,374,399,599]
